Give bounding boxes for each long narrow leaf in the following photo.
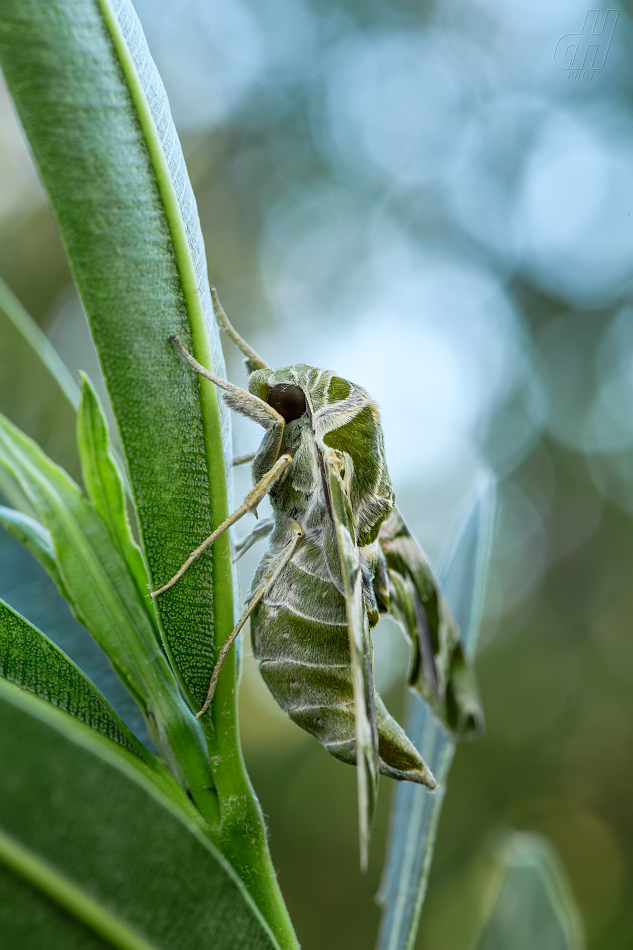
[0,596,148,760]
[0,277,152,741]
[0,275,80,480]
[0,412,217,820]
[0,413,168,707]
[0,860,115,950]
[77,373,155,629]
[377,475,496,950]
[0,3,299,944]
[0,0,232,705]
[0,522,153,744]
[0,278,132,509]
[0,533,210,819]
[0,679,282,950]
[0,504,67,594]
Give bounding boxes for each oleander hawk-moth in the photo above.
[153,290,484,866]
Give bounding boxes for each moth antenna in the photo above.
[211,287,269,371]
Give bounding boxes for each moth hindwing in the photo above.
[378,509,484,738]
[155,294,484,866]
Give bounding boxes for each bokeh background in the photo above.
[1,0,633,946]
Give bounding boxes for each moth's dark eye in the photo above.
[267,384,306,422]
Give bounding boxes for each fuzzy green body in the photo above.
[248,365,432,783]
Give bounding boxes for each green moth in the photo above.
[153,290,483,866]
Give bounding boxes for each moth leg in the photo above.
[233,517,275,563]
[232,452,256,467]
[171,335,282,432]
[196,519,303,718]
[151,454,292,597]
[172,335,286,479]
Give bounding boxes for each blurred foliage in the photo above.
[1,0,632,947]
[463,830,585,950]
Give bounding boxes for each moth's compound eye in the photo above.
[267,384,306,422]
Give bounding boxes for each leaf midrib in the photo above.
[0,828,158,950]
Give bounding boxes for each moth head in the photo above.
[249,364,356,419]
[266,383,306,421]
[249,367,309,422]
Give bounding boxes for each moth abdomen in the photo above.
[259,658,353,711]
[251,558,436,789]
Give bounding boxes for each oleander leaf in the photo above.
[0,862,115,950]
[0,0,233,711]
[0,678,282,950]
[0,595,148,760]
[0,412,216,811]
[0,504,67,595]
[0,520,154,745]
[0,275,80,482]
[0,412,164,708]
[77,373,155,629]
[377,475,496,950]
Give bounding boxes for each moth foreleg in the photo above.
[196,519,303,717]
[171,335,283,431]
[151,454,292,597]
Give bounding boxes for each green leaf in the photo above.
[0,3,299,945]
[0,861,114,950]
[0,595,149,760]
[0,572,215,824]
[0,678,282,950]
[77,373,155,629]
[0,0,233,707]
[0,278,131,515]
[0,274,80,481]
[0,503,67,594]
[0,412,166,705]
[376,476,496,950]
[0,528,155,751]
[0,521,155,746]
[0,411,217,821]
[0,275,150,743]
[473,832,586,950]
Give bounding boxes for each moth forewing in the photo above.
[325,448,379,868]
